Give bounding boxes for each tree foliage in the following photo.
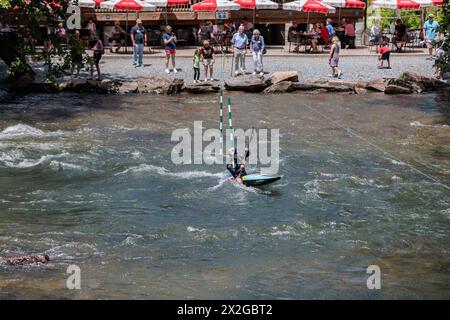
[435,3,450,77]
[1,0,85,82]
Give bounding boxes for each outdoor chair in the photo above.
[175,29,189,48]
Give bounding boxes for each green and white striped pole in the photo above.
[219,89,224,156]
[227,97,235,168]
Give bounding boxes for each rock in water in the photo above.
[225,76,265,92]
[118,82,138,94]
[384,84,412,94]
[399,72,449,90]
[185,82,220,94]
[137,75,184,94]
[263,81,295,93]
[266,71,299,86]
[366,78,390,92]
[0,254,50,266]
[292,82,354,93]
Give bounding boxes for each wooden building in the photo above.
[82,1,366,46]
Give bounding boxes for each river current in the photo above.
[0,91,449,299]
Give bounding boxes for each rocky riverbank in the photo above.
[3,71,449,96]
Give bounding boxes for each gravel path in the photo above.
[97,55,436,83]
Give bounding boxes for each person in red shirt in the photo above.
[377,40,391,69]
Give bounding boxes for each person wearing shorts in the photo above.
[423,14,440,57]
[89,35,103,81]
[200,40,215,81]
[163,25,177,73]
[377,40,391,69]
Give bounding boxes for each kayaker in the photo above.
[226,147,249,178]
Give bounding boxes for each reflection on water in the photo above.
[0,91,449,299]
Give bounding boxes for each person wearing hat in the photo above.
[423,14,440,57]
[130,19,147,67]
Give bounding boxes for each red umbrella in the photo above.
[283,0,337,14]
[371,0,421,9]
[320,0,365,8]
[234,0,256,8]
[191,0,240,11]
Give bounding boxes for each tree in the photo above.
[0,0,79,84]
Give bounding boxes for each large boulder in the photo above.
[263,81,295,93]
[388,78,424,93]
[399,72,449,90]
[292,82,354,93]
[314,78,367,89]
[266,71,299,86]
[137,75,184,94]
[118,81,138,94]
[185,82,220,94]
[384,84,412,94]
[98,79,121,93]
[225,76,265,92]
[366,78,390,92]
[0,254,50,266]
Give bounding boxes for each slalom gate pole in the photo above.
[227,97,235,168]
[219,89,224,155]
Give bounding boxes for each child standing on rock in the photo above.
[328,36,342,78]
[193,49,201,83]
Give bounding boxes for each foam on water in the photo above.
[116,164,223,179]
[0,124,67,139]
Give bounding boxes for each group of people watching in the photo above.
[289,18,356,53]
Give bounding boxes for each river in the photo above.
[0,91,449,299]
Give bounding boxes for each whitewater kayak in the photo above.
[224,172,281,187]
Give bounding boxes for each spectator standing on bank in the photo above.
[377,40,391,69]
[200,40,215,81]
[231,25,248,76]
[251,29,265,76]
[89,35,103,81]
[130,19,147,67]
[163,25,177,73]
[193,49,201,83]
[328,36,342,78]
[423,14,440,57]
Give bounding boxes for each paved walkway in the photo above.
[98,51,436,83]
[102,46,431,58]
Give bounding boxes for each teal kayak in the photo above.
[241,174,281,187]
[225,172,281,187]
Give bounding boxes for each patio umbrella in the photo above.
[234,0,279,9]
[371,0,420,9]
[191,0,240,11]
[283,0,337,14]
[283,0,336,32]
[234,0,279,25]
[147,0,190,24]
[74,0,96,8]
[94,0,107,6]
[319,0,365,28]
[101,0,156,10]
[319,0,365,8]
